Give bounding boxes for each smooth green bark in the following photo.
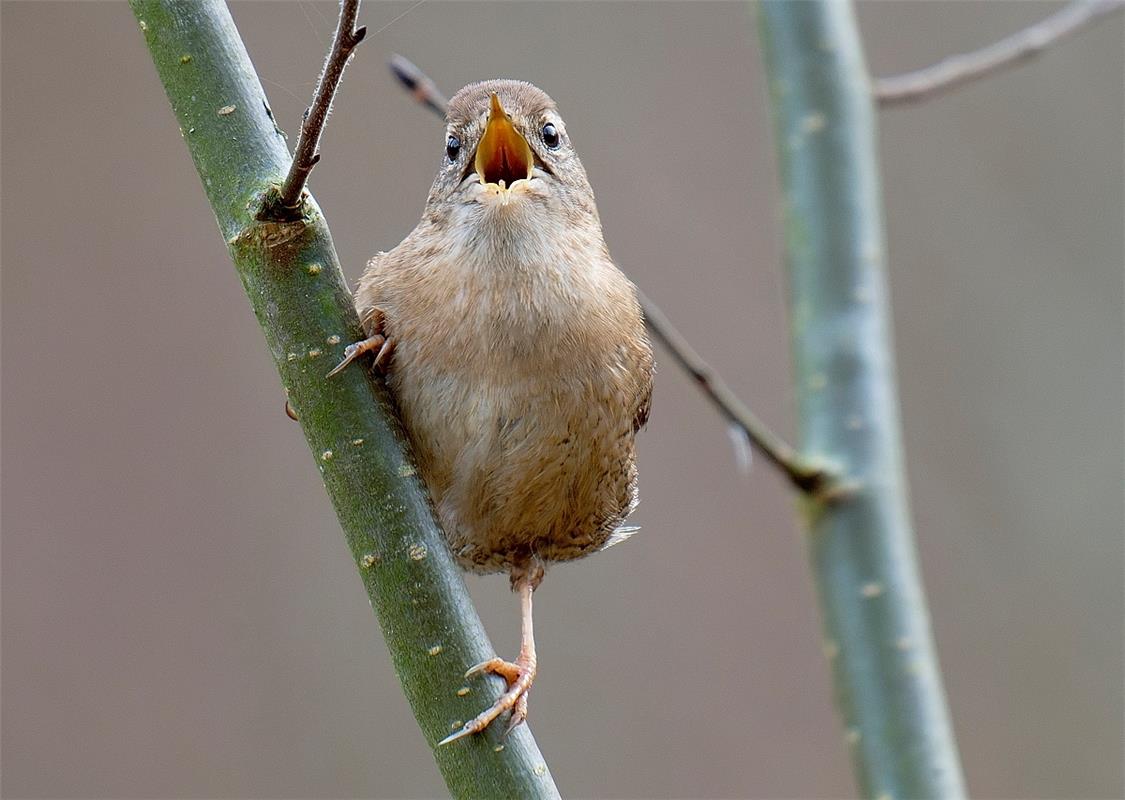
[130,1,559,796]
[757,2,966,798]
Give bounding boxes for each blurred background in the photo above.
[3,2,1122,798]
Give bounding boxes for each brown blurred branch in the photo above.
[264,0,367,218]
[389,53,448,117]
[874,0,1125,107]
[636,291,836,495]
[387,53,839,497]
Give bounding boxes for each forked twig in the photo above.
[875,0,1124,107]
[387,54,837,496]
[264,0,367,218]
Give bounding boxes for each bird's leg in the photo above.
[439,567,540,745]
[326,308,395,377]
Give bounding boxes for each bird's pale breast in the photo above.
[358,233,651,574]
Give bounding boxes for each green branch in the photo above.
[129,1,559,796]
[756,2,966,798]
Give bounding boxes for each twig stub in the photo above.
[261,0,367,220]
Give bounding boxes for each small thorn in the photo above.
[309,153,321,167]
[285,399,299,421]
[353,25,367,42]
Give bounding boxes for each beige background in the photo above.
[3,2,1122,798]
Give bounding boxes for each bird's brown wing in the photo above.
[631,331,655,433]
[633,382,652,432]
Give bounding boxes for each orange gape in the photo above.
[474,94,533,187]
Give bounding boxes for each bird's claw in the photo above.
[437,722,478,746]
[464,657,522,683]
[503,691,529,736]
[439,655,536,746]
[326,333,395,377]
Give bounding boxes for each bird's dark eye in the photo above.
[446,135,461,161]
[541,123,560,150]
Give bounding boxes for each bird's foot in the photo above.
[326,332,395,377]
[327,307,394,377]
[439,654,536,745]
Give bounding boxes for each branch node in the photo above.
[793,463,857,505]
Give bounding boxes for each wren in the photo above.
[332,80,654,743]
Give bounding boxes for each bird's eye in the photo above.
[541,123,560,150]
[446,135,461,161]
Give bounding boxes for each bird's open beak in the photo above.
[474,94,533,188]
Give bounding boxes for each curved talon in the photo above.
[504,691,529,737]
[438,722,478,746]
[372,335,395,371]
[465,657,520,682]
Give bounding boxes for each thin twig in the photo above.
[387,54,835,496]
[636,291,835,495]
[268,0,367,216]
[389,53,448,117]
[874,0,1124,107]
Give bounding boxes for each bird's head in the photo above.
[423,80,600,238]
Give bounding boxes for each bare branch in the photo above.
[874,0,1124,107]
[636,290,837,496]
[761,4,966,793]
[266,0,367,217]
[387,54,839,496]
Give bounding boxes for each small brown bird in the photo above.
[331,80,653,743]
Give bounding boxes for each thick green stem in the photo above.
[129,1,559,796]
[757,2,966,798]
